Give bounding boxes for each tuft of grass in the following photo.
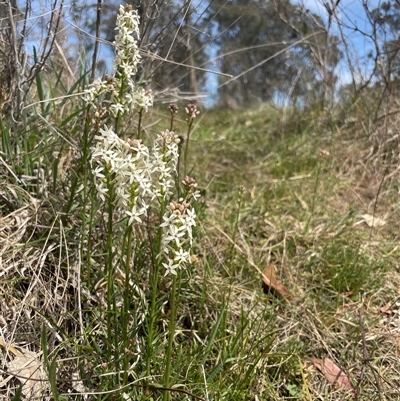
[307,238,390,297]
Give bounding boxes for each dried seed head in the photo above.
[168,103,178,114]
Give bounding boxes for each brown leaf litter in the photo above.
[262,264,294,303]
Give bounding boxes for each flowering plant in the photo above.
[84,5,153,121]
[86,5,199,276]
[82,5,201,395]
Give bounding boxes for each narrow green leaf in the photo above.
[11,385,22,401]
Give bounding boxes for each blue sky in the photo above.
[204,0,385,105]
[293,0,383,85]
[19,0,387,105]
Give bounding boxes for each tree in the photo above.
[367,1,400,95]
[77,0,210,98]
[206,0,342,107]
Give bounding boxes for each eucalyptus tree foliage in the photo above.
[71,0,343,107]
[206,0,342,107]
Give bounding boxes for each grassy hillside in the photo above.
[1,99,400,400]
[189,105,400,399]
[1,6,400,399]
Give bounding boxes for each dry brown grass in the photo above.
[189,105,400,400]
[1,105,400,399]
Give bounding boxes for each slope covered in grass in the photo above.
[188,105,400,400]
[1,101,400,400]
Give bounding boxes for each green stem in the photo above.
[80,110,94,287]
[122,224,133,384]
[146,260,159,376]
[105,170,119,383]
[184,123,192,177]
[146,200,165,376]
[162,273,178,401]
[114,74,127,133]
[137,108,143,139]
[177,149,182,197]
[85,188,95,288]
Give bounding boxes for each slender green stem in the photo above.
[146,200,165,376]
[105,169,119,383]
[122,224,133,384]
[162,273,178,401]
[105,181,114,336]
[80,110,95,288]
[114,74,127,133]
[184,123,192,177]
[85,187,95,288]
[105,170,115,280]
[146,259,159,376]
[137,108,143,139]
[177,147,182,197]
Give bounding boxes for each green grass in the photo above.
[187,105,400,400]
[1,56,400,401]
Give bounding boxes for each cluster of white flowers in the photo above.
[113,4,141,77]
[88,5,198,276]
[91,128,182,224]
[91,127,198,275]
[160,200,197,276]
[83,5,153,118]
[133,89,154,113]
[91,126,153,225]
[152,130,180,201]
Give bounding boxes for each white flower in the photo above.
[110,102,125,117]
[185,207,197,226]
[162,258,179,276]
[84,5,152,117]
[162,224,186,249]
[174,248,190,265]
[134,89,154,112]
[158,199,197,276]
[83,78,108,106]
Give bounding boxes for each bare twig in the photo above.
[91,0,102,83]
